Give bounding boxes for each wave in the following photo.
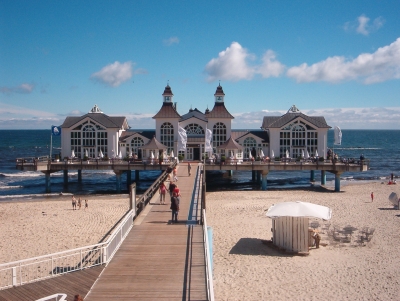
[0,172,42,178]
[0,192,73,200]
[0,185,23,189]
[333,147,381,150]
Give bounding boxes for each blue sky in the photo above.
[1,0,400,129]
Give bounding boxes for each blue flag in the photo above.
[51,125,61,136]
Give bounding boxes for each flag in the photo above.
[205,128,213,152]
[334,126,342,145]
[51,125,61,136]
[177,125,187,151]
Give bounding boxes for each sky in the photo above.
[1,0,400,130]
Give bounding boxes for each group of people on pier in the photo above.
[159,166,181,223]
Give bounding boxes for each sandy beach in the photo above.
[0,194,130,264]
[206,182,400,300]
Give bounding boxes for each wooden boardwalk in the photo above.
[0,162,208,301]
[85,162,207,300]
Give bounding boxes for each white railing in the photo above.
[0,210,134,290]
[202,209,215,301]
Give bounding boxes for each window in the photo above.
[130,137,144,155]
[184,123,204,135]
[70,120,107,158]
[243,137,257,159]
[279,120,318,158]
[212,122,226,152]
[160,122,174,153]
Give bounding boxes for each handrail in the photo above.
[202,209,215,301]
[0,209,134,290]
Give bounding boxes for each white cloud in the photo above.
[205,42,255,82]
[344,14,384,36]
[231,107,400,129]
[286,38,400,84]
[205,42,284,82]
[356,15,370,35]
[163,36,180,46]
[90,61,133,87]
[257,50,285,78]
[1,83,35,94]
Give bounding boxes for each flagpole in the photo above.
[50,127,53,160]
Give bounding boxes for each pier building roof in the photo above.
[61,113,128,129]
[141,136,168,150]
[180,108,207,122]
[206,102,234,119]
[261,107,330,130]
[217,136,243,150]
[233,130,270,143]
[119,130,155,142]
[153,102,181,118]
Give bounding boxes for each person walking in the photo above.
[173,167,178,182]
[169,181,176,198]
[188,162,192,176]
[159,181,167,204]
[170,192,180,223]
[85,199,88,209]
[72,196,76,210]
[371,192,374,202]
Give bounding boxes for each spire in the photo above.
[288,105,301,113]
[89,104,103,113]
[162,83,173,102]
[214,83,225,103]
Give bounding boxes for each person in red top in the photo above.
[173,184,180,197]
[371,192,374,202]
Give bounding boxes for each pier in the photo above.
[16,157,369,192]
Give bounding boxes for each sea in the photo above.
[0,129,399,199]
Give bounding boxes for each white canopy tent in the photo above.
[266,201,332,253]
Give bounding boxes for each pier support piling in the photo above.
[261,171,269,191]
[135,170,140,181]
[44,171,51,193]
[127,170,132,190]
[115,171,123,193]
[334,172,342,192]
[310,170,315,182]
[63,170,68,186]
[78,170,82,182]
[321,170,326,185]
[228,170,233,177]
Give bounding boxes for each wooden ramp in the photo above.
[85,162,208,300]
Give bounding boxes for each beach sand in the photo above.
[206,182,400,300]
[0,194,130,264]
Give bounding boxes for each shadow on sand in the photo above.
[229,237,293,257]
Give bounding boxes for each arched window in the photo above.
[130,137,144,155]
[71,121,107,158]
[184,123,204,135]
[243,137,257,159]
[279,120,318,158]
[160,122,174,153]
[212,122,226,153]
